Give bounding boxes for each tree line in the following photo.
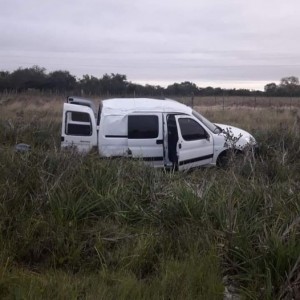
[0,65,299,97]
[264,76,300,96]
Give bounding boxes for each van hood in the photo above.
[215,123,257,149]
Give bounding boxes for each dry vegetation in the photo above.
[1,93,300,299]
[177,95,300,109]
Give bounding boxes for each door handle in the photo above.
[156,139,163,145]
[178,143,182,149]
[127,148,132,157]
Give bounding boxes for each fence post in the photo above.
[222,94,225,110]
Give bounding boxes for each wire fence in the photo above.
[1,92,300,111]
[174,96,300,110]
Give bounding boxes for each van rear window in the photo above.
[65,111,92,136]
[128,115,158,139]
[71,111,91,122]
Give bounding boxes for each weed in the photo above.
[0,95,300,298]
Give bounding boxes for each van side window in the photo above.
[65,111,92,136]
[178,118,207,141]
[128,115,158,139]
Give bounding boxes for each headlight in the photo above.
[244,135,256,145]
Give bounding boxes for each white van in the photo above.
[61,97,257,170]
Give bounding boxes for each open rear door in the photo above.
[67,96,96,115]
[175,115,214,170]
[61,103,97,153]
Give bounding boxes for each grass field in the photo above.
[1,93,300,299]
[178,95,300,109]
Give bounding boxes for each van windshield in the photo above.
[192,110,222,134]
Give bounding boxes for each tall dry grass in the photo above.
[0,93,300,299]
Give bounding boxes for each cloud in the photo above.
[0,0,300,89]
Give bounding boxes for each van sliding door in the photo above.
[127,113,164,167]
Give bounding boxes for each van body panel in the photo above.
[98,115,128,156]
[61,98,257,169]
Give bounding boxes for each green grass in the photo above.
[1,96,300,299]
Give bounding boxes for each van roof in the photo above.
[102,98,192,116]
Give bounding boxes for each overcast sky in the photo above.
[1,0,300,90]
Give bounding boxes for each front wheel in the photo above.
[216,150,243,168]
